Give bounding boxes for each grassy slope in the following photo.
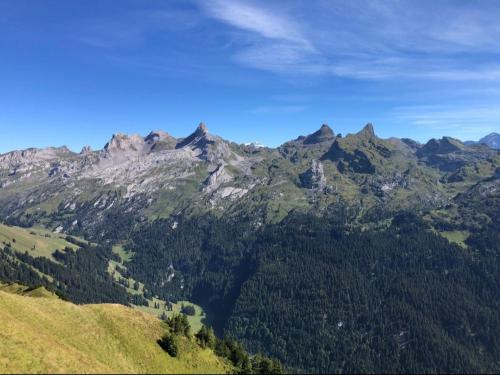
[134,300,206,334]
[439,230,470,248]
[0,223,79,260]
[0,285,231,374]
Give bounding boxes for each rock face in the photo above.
[465,133,500,150]
[144,130,177,150]
[176,123,232,164]
[418,137,463,156]
[300,160,326,191]
[80,146,92,155]
[303,124,335,145]
[479,133,500,149]
[204,164,232,193]
[357,123,375,139]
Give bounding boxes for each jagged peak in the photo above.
[103,132,145,155]
[419,136,463,155]
[358,123,375,138]
[303,124,336,145]
[196,122,208,136]
[80,145,92,154]
[176,122,213,149]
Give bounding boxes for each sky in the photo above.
[1,0,500,153]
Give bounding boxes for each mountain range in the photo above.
[0,123,498,238]
[1,123,500,373]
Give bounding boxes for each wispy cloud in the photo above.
[202,0,311,48]
[198,0,324,75]
[199,0,500,81]
[71,0,500,86]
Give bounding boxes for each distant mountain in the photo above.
[465,132,500,149]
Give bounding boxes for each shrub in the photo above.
[158,333,178,357]
[181,304,196,316]
[195,326,217,349]
[166,314,191,337]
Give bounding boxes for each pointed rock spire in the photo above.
[80,145,92,155]
[196,122,208,135]
[177,122,211,149]
[358,123,375,138]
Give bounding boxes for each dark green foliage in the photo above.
[251,353,284,375]
[227,213,500,373]
[3,242,143,306]
[158,332,178,357]
[181,304,196,316]
[166,314,191,337]
[126,215,256,330]
[199,329,282,374]
[0,246,49,289]
[196,325,217,349]
[215,337,250,371]
[124,211,500,373]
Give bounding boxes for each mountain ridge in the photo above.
[465,132,500,149]
[0,122,498,238]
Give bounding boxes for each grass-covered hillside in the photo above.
[0,223,80,260]
[0,283,232,374]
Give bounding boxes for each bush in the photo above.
[195,326,217,349]
[251,354,284,374]
[166,314,191,337]
[181,304,196,316]
[158,333,178,357]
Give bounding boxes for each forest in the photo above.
[125,211,500,373]
[0,241,144,305]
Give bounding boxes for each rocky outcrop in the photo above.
[357,123,376,139]
[80,145,92,155]
[144,130,177,150]
[418,137,463,156]
[0,147,74,177]
[300,160,326,191]
[103,133,148,158]
[203,164,232,193]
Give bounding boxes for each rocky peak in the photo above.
[175,123,232,163]
[80,145,92,155]
[304,124,335,145]
[479,132,500,149]
[176,123,212,149]
[103,133,149,159]
[419,137,463,156]
[196,122,208,135]
[357,123,375,139]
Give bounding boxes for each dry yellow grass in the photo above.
[0,287,232,374]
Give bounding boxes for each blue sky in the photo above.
[1,0,500,152]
